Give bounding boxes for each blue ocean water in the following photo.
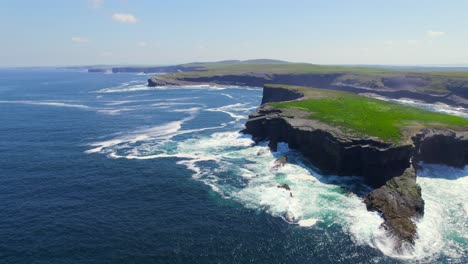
[0,69,466,263]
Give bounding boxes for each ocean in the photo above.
[0,69,466,263]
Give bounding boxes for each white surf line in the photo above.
[84,106,206,155]
[220,93,234,99]
[205,103,257,122]
[94,84,228,93]
[84,120,187,154]
[0,100,91,110]
[362,94,468,118]
[103,97,201,106]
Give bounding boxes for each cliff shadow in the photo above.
[265,141,375,198]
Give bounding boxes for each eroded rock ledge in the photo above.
[243,85,468,249]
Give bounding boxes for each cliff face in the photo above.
[243,85,468,250]
[413,129,468,167]
[260,86,304,105]
[245,106,412,188]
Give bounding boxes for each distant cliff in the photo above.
[112,65,200,74]
[149,72,468,107]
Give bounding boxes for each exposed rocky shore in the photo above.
[242,85,468,250]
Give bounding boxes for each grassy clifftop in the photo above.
[267,84,468,142]
[169,62,392,77]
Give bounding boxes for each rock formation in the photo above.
[277,184,291,191]
[364,167,424,249]
[273,156,288,170]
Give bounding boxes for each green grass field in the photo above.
[269,88,468,142]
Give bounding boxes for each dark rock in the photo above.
[256,148,268,156]
[261,85,304,105]
[364,167,424,250]
[268,140,278,152]
[277,184,291,191]
[88,68,107,73]
[273,156,288,170]
[148,76,196,87]
[413,129,468,167]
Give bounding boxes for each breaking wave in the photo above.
[0,100,91,109]
[95,83,228,93]
[363,94,468,118]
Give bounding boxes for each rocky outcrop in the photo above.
[148,77,197,87]
[273,156,288,170]
[364,167,424,249]
[277,184,291,191]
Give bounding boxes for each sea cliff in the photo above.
[242,84,468,250]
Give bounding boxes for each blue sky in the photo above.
[1,0,467,66]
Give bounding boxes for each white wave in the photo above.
[220,93,234,99]
[409,164,468,261]
[104,97,200,106]
[171,107,202,113]
[0,100,91,109]
[96,84,153,93]
[85,120,187,154]
[298,218,319,227]
[363,94,468,118]
[96,108,137,115]
[95,84,228,93]
[151,102,205,107]
[205,103,256,123]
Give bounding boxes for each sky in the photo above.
[1,0,467,66]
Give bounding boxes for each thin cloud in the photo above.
[112,13,138,24]
[71,37,91,43]
[426,30,445,38]
[383,40,394,46]
[137,41,148,47]
[89,0,104,9]
[407,39,419,45]
[99,51,113,57]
